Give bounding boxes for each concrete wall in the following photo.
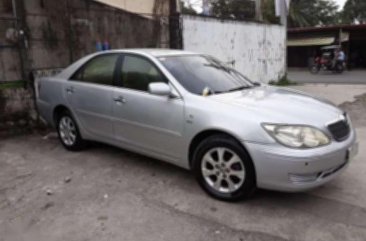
[0,0,21,82]
[0,47,22,82]
[24,0,169,69]
[1,0,170,81]
[182,15,286,83]
[0,0,170,129]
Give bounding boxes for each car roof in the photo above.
[56,49,200,80]
[102,48,199,57]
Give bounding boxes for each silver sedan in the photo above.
[36,49,358,201]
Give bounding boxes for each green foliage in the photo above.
[269,75,297,86]
[262,0,279,24]
[180,0,198,15]
[0,81,25,90]
[288,0,339,27]
[262,0,340,27]
[342,0,366,24]
[211,0,256,20]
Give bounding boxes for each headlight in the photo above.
[262,124,330,148]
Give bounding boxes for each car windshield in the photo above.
[158,55,255,95]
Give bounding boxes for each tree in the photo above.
[342,0,366,24]
[211,0,256,20]
[288,0,339,27]
[262,0,279,24]
[180,0,198,15]
[262,0,340,27]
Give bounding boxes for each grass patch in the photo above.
[269,75,297,86]
[0,81,26,90]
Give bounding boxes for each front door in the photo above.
[66,54,120,141]
[112,54,184,159]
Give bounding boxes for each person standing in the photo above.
[337,47,346,67]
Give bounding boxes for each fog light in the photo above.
[288,173,320,184]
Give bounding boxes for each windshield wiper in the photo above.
[226,86,253,93]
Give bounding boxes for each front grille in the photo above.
[328,117,350,141]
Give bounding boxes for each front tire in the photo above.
[56,110,86,151]
[192,135,256,201]
[310,65,320,74]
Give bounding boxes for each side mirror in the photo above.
[148,82,172,97]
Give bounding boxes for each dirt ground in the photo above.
[1,85,366,241]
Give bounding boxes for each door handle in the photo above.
[113,96,126,104]
[66,86,74,93]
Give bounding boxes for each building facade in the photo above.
[288,24,366,69]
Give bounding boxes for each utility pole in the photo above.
[13,0,30,87]
[276,0,290,78]
[255,0,263,21]
[202,0,210,16]
[276,0,290,25]
[169,0,182,49]
[280,1,287,26]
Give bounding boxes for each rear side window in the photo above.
[71,54,119,86]
[121,55,167,92]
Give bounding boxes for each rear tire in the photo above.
[56,110,86,151]
[192,134,256,201]
[335,63,344,73]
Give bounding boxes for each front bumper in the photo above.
[244,129,358,192]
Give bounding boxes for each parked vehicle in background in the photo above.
[36,49,358,201]
[310,45,345,74]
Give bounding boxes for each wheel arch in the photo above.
[53,105,71,126]
[188,129,256,176]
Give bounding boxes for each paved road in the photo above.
[288,69,366,84]
[1,86,366,241]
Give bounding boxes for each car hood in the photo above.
[208,85,343,126]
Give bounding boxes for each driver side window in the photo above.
[122,55,167,92]
[71,54,119,86]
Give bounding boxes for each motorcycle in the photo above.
[310,45,344,74]
[310,57,344,74]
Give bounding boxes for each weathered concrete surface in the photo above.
[1,84,366,241]
[183,15,286,83]
[0,88,38,137]
[290,84,366,106]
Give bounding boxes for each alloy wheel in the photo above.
[58,116,77,146]
[201,147,246,193]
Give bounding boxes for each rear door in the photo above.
[65,54,120,141]
[112,54,185,159]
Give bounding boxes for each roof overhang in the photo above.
[287,36,335,47]
[288,24,366,33]
[287,32,349,47]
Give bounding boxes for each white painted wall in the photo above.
[182,15,286,83]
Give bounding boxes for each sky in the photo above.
[335,0,347,10]
[186,0,349,12]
